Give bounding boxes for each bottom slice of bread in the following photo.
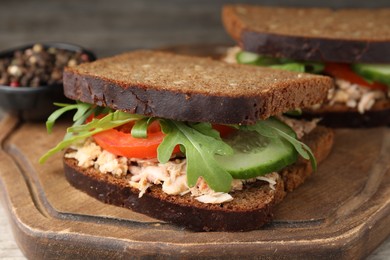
[303,100,390,128]
[63,126,334,232]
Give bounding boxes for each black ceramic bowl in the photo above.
[0,42,96,121]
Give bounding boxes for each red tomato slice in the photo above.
[92,120,180,159]
[324,63,388,92]
[93,128,169,159]
[212,124,236,138]
[87,114,235,159]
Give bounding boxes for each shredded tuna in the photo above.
[195,192,233,204]
[66,137,281,204]
[129,178,151,198]
[223,46,241,64]
[278,116,319,139]
[235,172,278,191]
[256,172,278,190]
[162,161,188,194]
[324,78,387,113]
[95,150,128,177]
[65,138,101,168]
[231,179,244,190]
[163,174,188,195]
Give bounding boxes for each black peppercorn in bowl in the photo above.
[0,42,96,121]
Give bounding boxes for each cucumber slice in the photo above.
[236,51,279,66]
[270,63,305,72]
[352,63,390,86]
[284,108,302,116]
[236,51,325,74]
[215,120,298,179]
[236,51,260,64]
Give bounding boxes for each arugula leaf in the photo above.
[158,120,233,192]
[39,105,142,163]
[270,127,316,170]
[188,122,221,139]
[72,102,92,122]
[131,117,156,138]
[240,118,317,171]
[46,103,80,133]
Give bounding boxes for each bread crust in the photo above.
[222,5,390,63]
[63,126,334,231]
[63,50,332,125]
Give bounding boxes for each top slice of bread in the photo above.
[222,5,390,63]
[64,50,332,124]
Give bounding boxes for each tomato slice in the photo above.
[91,120,179,159]
[212,124,236,138]
[324,63,388,92]
[88,114,235,159]
[93,128,167,159]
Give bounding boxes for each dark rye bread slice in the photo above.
[63,50,332,125]
[222,5,390,63]
[302,100,390,128]
[63,126,334,232]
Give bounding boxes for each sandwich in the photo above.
[222,5,390,127]
[40,50,334,231]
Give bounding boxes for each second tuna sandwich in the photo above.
[223,5,390,127]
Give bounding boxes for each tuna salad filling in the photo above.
[65,142,279,204]
[64,116,317,204]
[319,78,388,114]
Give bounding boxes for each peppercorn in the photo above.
[0,44,90,87]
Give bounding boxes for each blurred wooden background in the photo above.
[1,0,390,259]
[1,0,390,58]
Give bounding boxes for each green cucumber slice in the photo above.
[236,51,324,74]
[270,63,305,72]
[236,51,279,66]
[236,51,259,64]
[352,63,390,86]
[215,120,298,179]
[284,108,302,116]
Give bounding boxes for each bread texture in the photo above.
[63,50,332,125]
[222,5,390,63]
[63,126,334,232]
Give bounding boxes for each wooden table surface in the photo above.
[1,0,390,259]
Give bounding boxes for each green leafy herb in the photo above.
[131,117,156,138]
[272,127,316,170]
[39,103,143,163]
[46,102,91,134]
[158,120,234,192]
[188,122,221,139]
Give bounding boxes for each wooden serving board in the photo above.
[0,113,390,259]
